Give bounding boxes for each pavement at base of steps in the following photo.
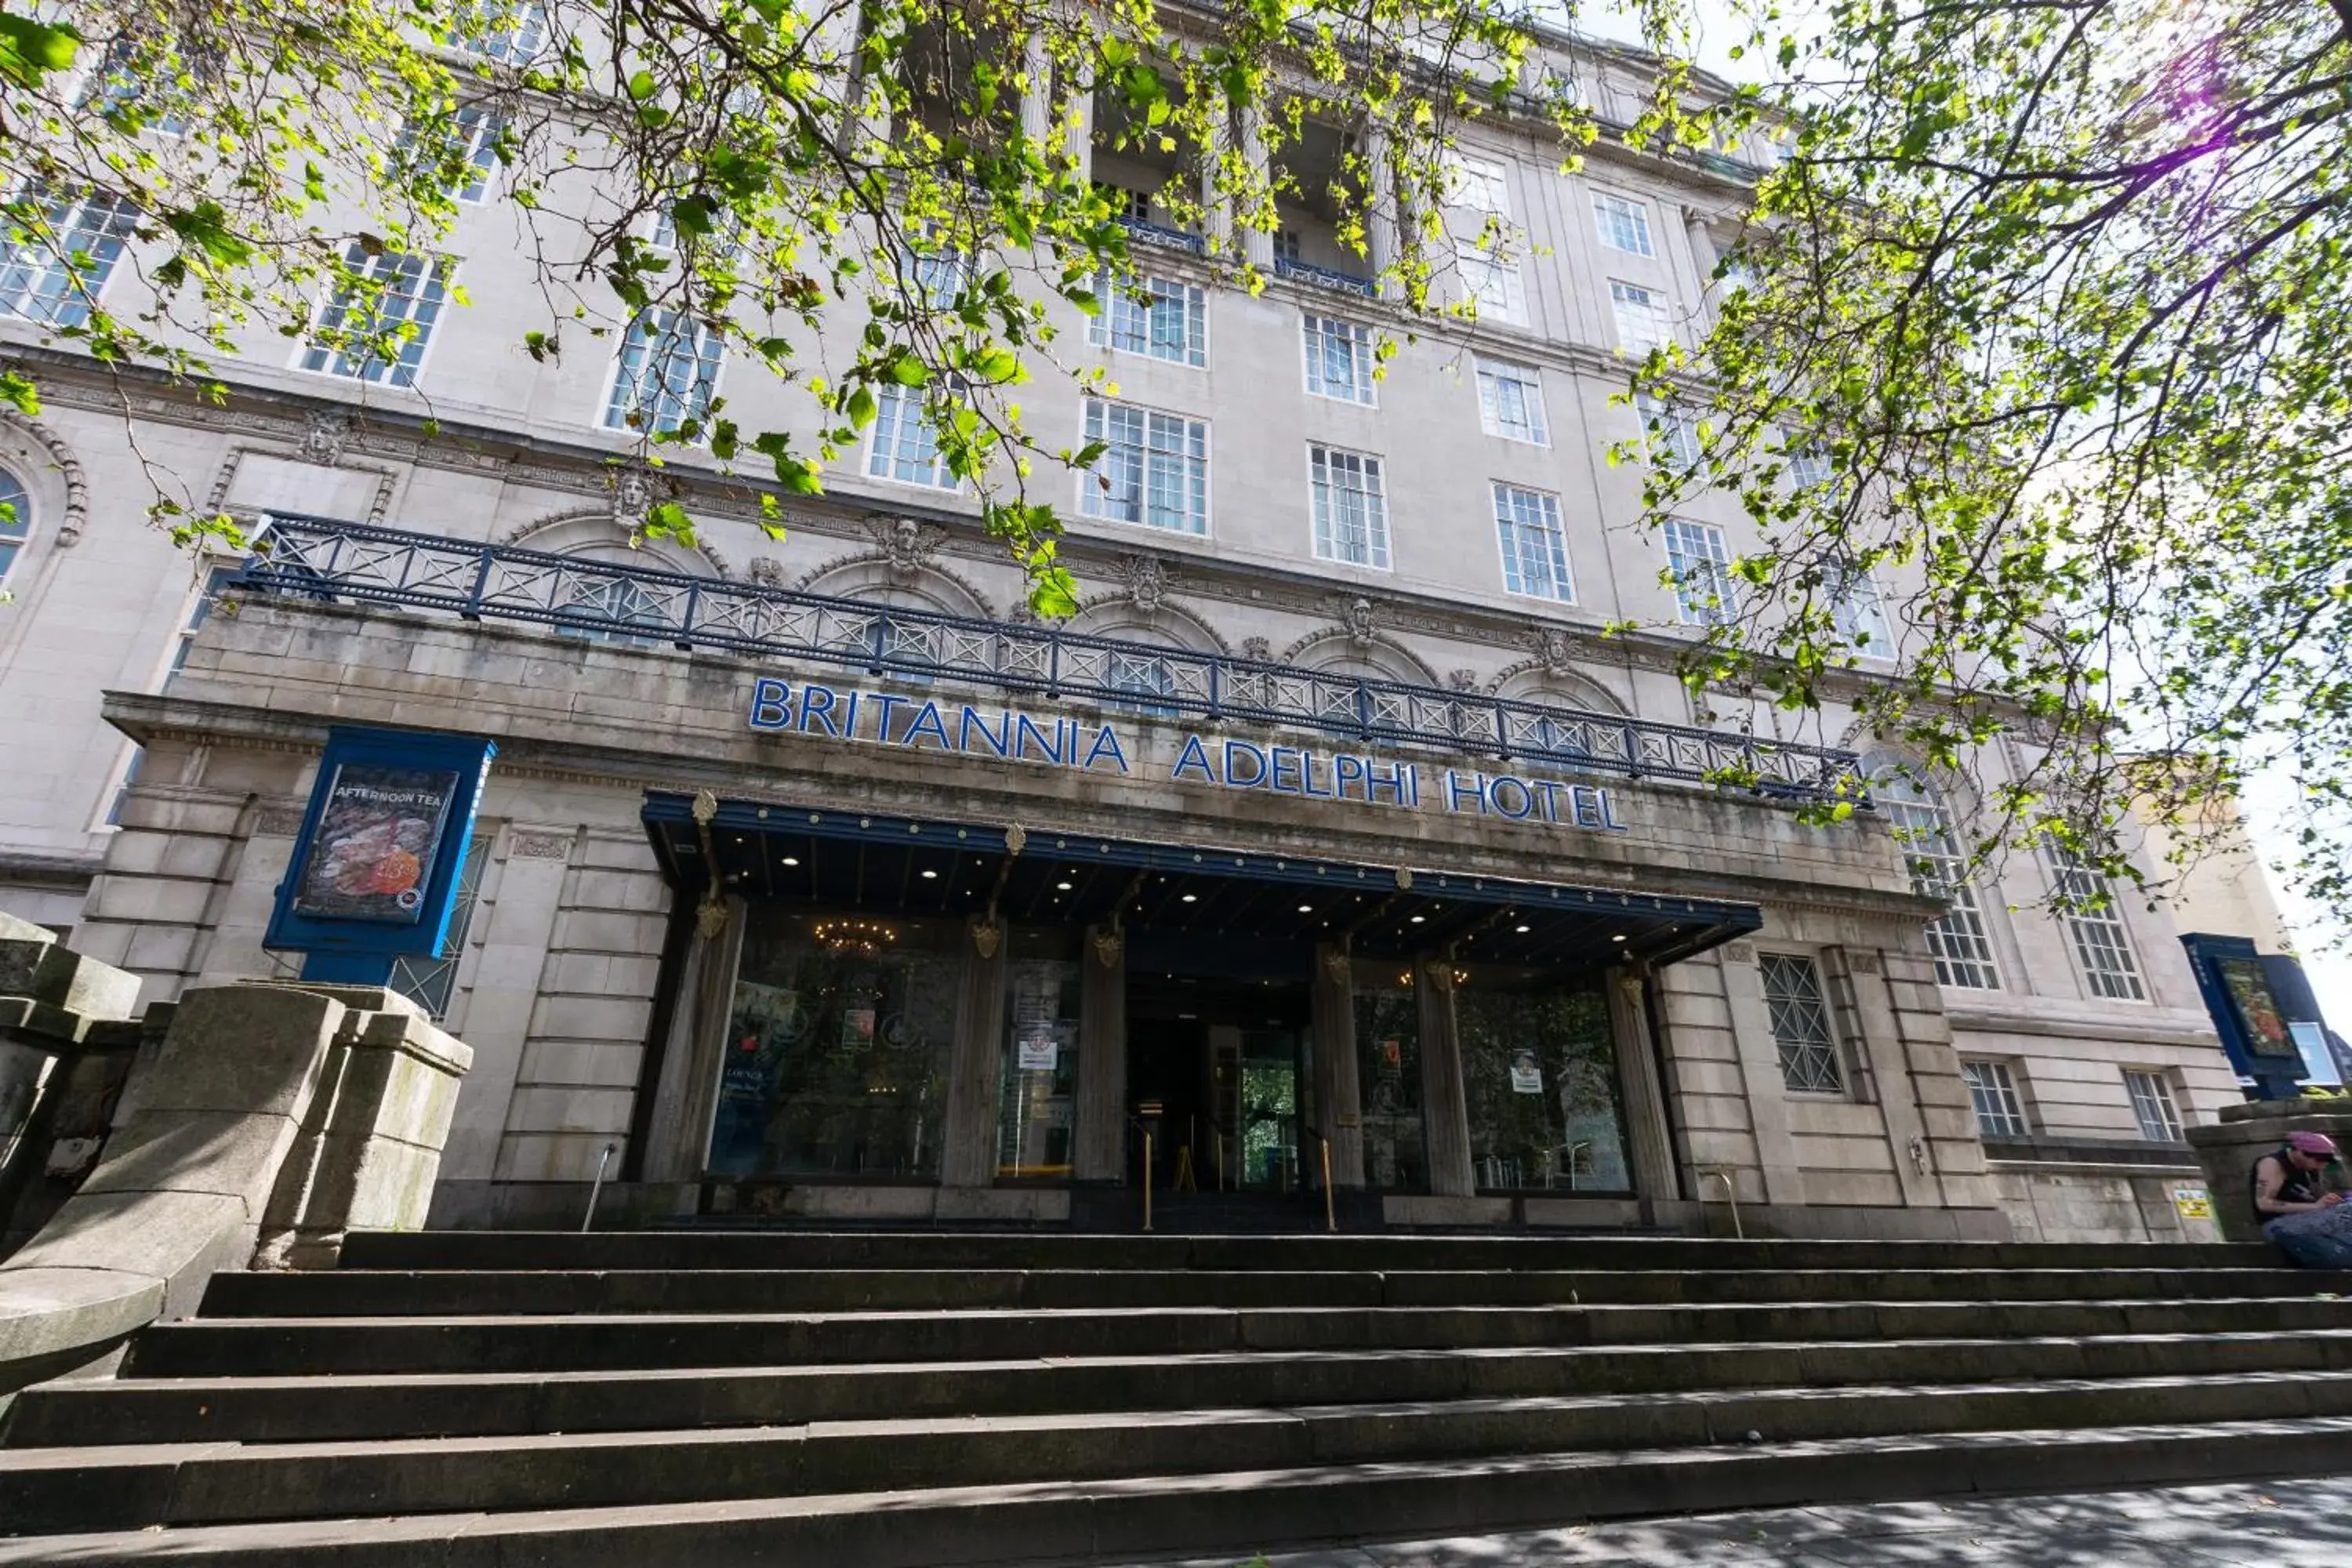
[1097,1476,2342,1566]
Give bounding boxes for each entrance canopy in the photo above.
[641,790,1759,970]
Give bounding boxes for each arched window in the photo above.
[0,466,29,585]
[1869,755,1999,989]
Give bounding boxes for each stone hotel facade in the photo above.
[0,17,2245,1240]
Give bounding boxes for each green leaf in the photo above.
[0,15,78,90]
[626,70,658,103]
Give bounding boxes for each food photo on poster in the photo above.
[289,764,462,924]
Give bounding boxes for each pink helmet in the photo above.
[2288,1131,2341,1158]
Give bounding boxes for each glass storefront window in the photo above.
[997,929,1081,1178]
[709,907,959,1178]
[1457,972,1630,1192]
[1353,970,1425,1191]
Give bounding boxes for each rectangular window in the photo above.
[1446,153,1510,216]
[1761,953,1845,1094]
[869,383,959,489]
[1592,191,1655,256]
[1475,360,1548,445]
[1456,241,1523,324]
[1610,280,1669,354]
[2124,1069,2183,1143]
[1082,397,1208,534]
[299,246,452,389]
[1274,229,1301,263]
[1830,562,1889,654]
[1309,445,1388,568]
[1092,271,1206,367]
[1094,182,1150,223]
[394,106,505,203]
[1636,393,1700,468]
[1882,793,2000,989]
[604,309,724,436]
[463,0,548,62]
[84,38,191,133]
[1961,1060,2029,1138]
[1788,445,1834,490]
[0,187,137,329]
[2047,848,2147,1000]
[1664,518,1736,626]
[1493,484,1572,602]
[1302,314,1377,404]
[389,833,495,1021]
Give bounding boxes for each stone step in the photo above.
[5,1370,2348,1534]
[195,1265,2352,1318]
[338,1229,2281,1275]
[121,1297,2352,1379]
[19,1330,2350,1448]
[1,1416,2347,1565]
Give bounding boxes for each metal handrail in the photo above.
[234,514,1868,807]
[1275,255,1376,296]
[1115,215,1206,255]
[1303,1125,1337,1232]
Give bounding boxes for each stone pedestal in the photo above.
[2187,1098,2352,1243]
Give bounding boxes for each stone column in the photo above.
[1715,943,1808,1207]
[437,826,572,1185]
[1020,32,1053,146]
[1237,101,1275,267]
[1364,125,1401,299]
[638,895,748,1183]
[1606,963,1679,1210]
[1416,957,1475,1196]
[1073,924,1127,1182]
[1310,943,1365,1185]
[1063,63,1095,187]
[940,917,1008,1189]
[1201,107,1235,256]
[1825,944,1944,1209]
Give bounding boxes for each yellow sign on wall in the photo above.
[2172,1187,2213,1220]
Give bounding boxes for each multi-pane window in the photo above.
[1830,561,1889,654]
[1095,183,1150,223]
[1274,230,1301,263]
[869,383,959,489]
[389,833,495,1020]
[1082,397,1209,535]
[1493,484,1572,602]
[1760,953,1844,1094]
[1446,154,1511,215]
[2124,1069,2184,1143]
[908,245,968,308]
[1592,191,1654,256]
[1876,773,2000,989]
[0,187,137,328]
[1456,241,1523,323]
[1663,518,1736,626]
[1093,272,1206,367]
[1788,444,1834,490]
[1303,314,1377,404]
[299,246,452,389]
[463,1,548,62]
[1961,1060,2030,1138]
[1636,393,1701,468]
[84,38,191,133]
[395,107,505,202]
[0,466,28,585]
[604,310,724,435]
[2046,848,2147,1000]
[1610,281,1670,354]
[1475,360,1548,445]
[1309,445,1388,568]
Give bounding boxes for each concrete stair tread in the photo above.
[2,1416,2347,1564]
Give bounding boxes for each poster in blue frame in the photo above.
[266,727,498,985]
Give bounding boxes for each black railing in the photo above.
[1275,255,1376,296]
[236,514,1867,807]
[1115,216,1206,256]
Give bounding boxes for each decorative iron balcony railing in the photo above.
[234,515,1867,808]
[1275,255,1376,296]
[1114,216,1206,256]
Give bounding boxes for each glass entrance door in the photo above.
[1227,1029,1301,1193]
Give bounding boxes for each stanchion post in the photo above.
[1320,1138,1335,1232]
[1142,1130,1153,1232]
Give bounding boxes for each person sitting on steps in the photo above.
[2254,1131,2352,1267]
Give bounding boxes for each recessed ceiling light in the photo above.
[781,857,800,867]
[1181,894,1197,903]
[1410,915,1425,924]
[1298,904,1312,913]
[921,869,938,880]
[1515,924,1530,933]
[1057,881,1073,891]
[1612,933,1627,942]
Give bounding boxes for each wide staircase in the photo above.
[3,1231,2352,1563]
